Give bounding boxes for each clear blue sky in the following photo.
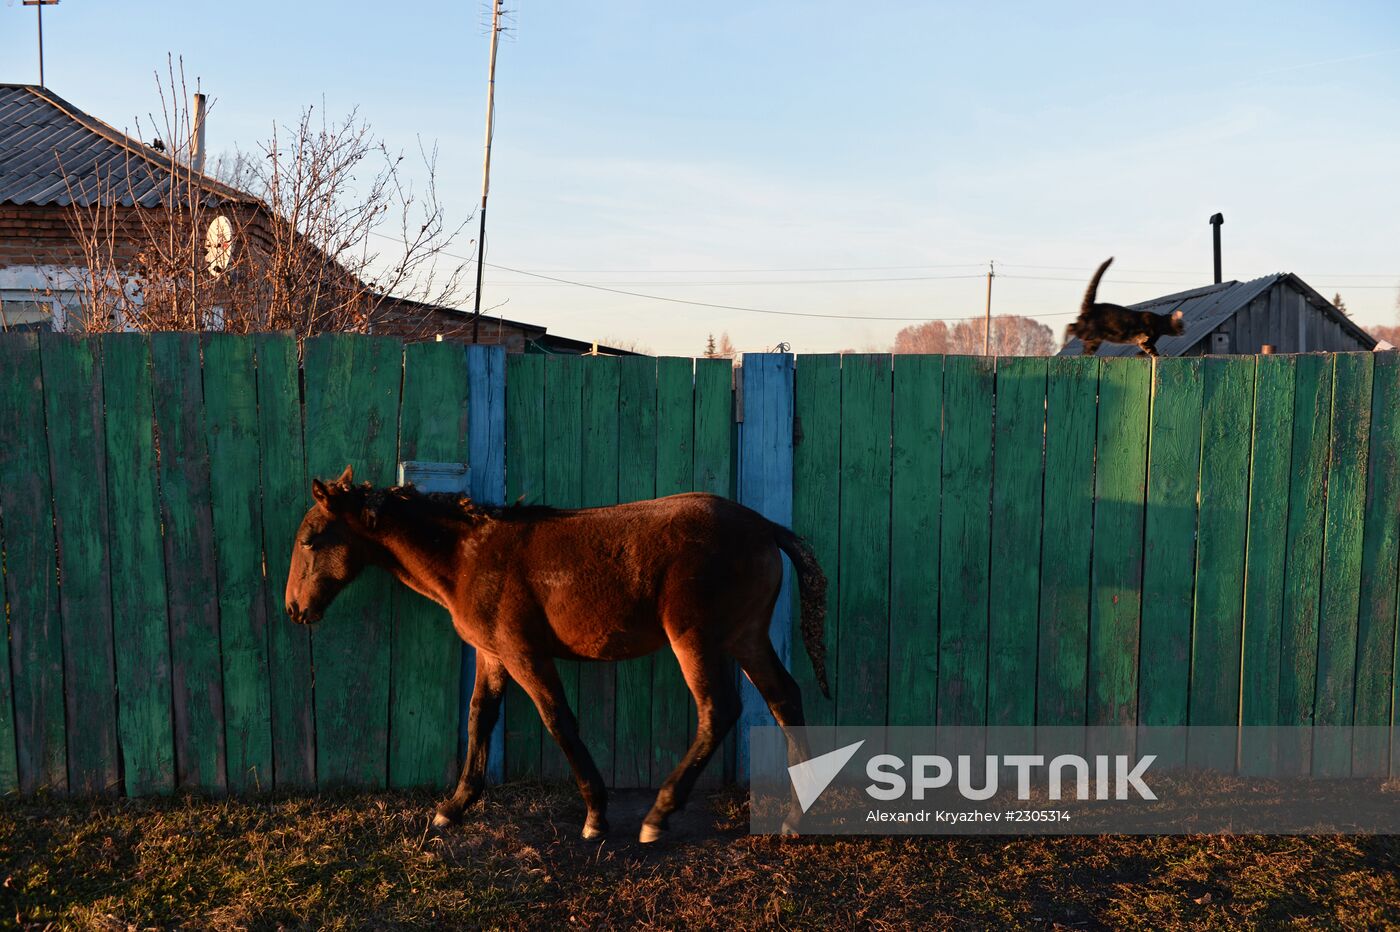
[4,1,1399,354]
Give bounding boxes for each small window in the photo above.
[0,298,54,332]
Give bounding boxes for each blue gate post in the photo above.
[736,352,795,780]
[465,344,507,783]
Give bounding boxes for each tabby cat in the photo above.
[1066,257,1184,356]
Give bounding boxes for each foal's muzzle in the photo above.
[286,600,321,625]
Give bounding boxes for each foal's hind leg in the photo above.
[433,651,506,828]
[732,637,811,835]
[640,634,741,843]
[506,655,610,839]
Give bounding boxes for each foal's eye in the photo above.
[299,540,314,551]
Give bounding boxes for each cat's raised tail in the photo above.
[1082,257,1114,313]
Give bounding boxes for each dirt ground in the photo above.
[2,783,1397,929]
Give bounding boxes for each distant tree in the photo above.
[600,335,652,354]
[894,315,1054,356]
[704,333,718,357]
[1333,293,1350,317]
[893,320,950,354]
[714,332,738,359]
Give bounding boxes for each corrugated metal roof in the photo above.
[1059,273,1285,357]
[0,84,257,208]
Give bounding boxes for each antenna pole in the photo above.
[983,259,995,355]
[471,0,504,344]
[22,1,59,87]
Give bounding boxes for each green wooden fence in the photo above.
[0,335,1396,796]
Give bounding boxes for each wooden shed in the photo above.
[1059,272,1379,356]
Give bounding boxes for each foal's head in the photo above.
[285,465,380,625]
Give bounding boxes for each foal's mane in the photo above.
[357,482,558,527]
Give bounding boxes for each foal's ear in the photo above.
[311,476,348,517]
[1171,309,1184,322]
[334,464,354,488]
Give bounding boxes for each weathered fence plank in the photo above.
[103,334,176,796]
[1279,354,1334,773]
[540,354,586,782]
[1087,358,1149,732]
[304,334,402,788]
[578,355,621,784]
[1037,356,1099,727]
[1188,357,1255,770]
[1239,355,1296,773]
[255,332,315,789]
[938,355,993,727]
[390,340,468,789]
[1354,352,1399,776]
[1314,353,1374,775]
[0,333,61,793]
[736,353,794,777]
[987,356,1047,729]
[614,356,658,787]
[888,355,940,727]
[791,355,842,728]
[40,333,119,794]
[692,357,735,786]
[465,345,508,784]
[503,353,545,780]
[150,333,226,794]
[1138,358,1204,767]
[205,334,275,793]
[651,357,696,785]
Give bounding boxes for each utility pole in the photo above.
[983,259,995,355]
[471,0,504,344]
[22,0,59,87]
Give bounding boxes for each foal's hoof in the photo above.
[780,818,802,837]
[431,812,455,830]
[638,822,665,844]
[582,815,609,840]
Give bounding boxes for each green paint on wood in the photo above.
[651,357,694,785]
[0,333,61,793]
[578,356,620,785]
[102,334,175,795]
[1087,357,1149,728]
[614,356,658,787]
[938,355,993,727]
[1314,353,1373,775]
[987,356,1046,729]
[835,354,892,727]
[1280,354,1334,736]
[39,333,119,794]
[791,355,842,728]
[1239,355,1296,774]
[303,334,402,788]
[504,353,545,780]
[391,340,470,789]
[541,354,585,782]
[204,334,275,793]
[1188,357,1255,770]
[888,355,940,727]
[1138,358,1203,765]
[149,333,226,793]
[254,332,315,789]
[1354,352,1399,776]
[693,357,735,786]
[1037,357,1099,727]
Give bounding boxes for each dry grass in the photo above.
[2,784,1397,930]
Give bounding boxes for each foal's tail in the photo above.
[772,525,831,699]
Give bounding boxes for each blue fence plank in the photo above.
[466,344,508,784]
[735,353,795,778]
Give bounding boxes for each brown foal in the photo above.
[284,466,829,842]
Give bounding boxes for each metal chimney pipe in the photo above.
[1209,213,1224,284]
[191,92,208,173]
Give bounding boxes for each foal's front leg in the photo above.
[433,651,506,828]
[507,654,610,839]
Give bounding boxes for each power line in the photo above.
[482,260,1078,322]
[489,273,989,286]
